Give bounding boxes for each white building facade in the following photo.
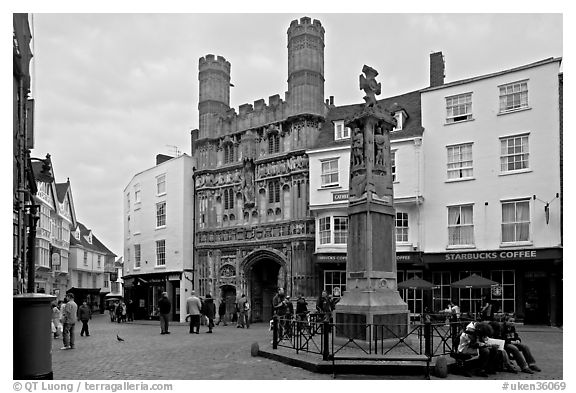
[420,57,562,325]
[123,154,194,323]
[308,56,562,325]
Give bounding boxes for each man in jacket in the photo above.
[61,293,78,350]
[186,290,202,334]
[236,294,250,329]
[78,300,92,337]
[202,294,217,333]
[158,292,171,335]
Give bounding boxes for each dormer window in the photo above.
[392,110,407,131]
[74,228,81,241]
[87,231,93,244]
[334,120,350,141]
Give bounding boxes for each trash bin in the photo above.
[13,293,56,379]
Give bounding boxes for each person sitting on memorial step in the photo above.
[457,321,499,377]
[501,315,541,374]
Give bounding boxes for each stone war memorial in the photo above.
[334,65,409,340]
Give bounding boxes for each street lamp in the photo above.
[17,153,54,293]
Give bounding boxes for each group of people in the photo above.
[51,292,92,350]
[457,316,541,377]
[271,288,340,337]
[107,299,135,323]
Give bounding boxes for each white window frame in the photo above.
[134,244,141,268]
[83,251,88,266]
[447,204,475,247]
[134,184,141,204]
[333,216,348,244]
[319,217,331,245]
[501,199,531,244]
[391,150,397,182]
[500,134,529,173]
[334,120,350,140]
[447,143,473,180]
[156,239,166,266]
[321,158,339,187]
[392,111,404,131]
[156,201,166,228]
[157,174,166,196]
[97,255,101,268]
[446,92,473,123]
[395,212,409,243]
[499,80,528,113]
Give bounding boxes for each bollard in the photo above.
[14,293,56,379]
[272,315,278,349]
[322,320,330,361]
[424,321,432,358]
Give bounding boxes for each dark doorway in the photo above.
[249,260,281,322]
[172,282,180,321]
[220,285,237,323]
[523,271,550,325]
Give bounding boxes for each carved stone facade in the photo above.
[192,17,325,322]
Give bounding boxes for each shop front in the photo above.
[422,247,562,326]
[123,272,182,321]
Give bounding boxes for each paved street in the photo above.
[51,314,563,380]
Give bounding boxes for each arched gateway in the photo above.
[240,248,288,323]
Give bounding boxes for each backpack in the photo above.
[244,301,250,311]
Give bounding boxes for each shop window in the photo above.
[324,270,346,298]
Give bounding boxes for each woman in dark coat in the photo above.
[201,294,217,333]
[216,300,227,326]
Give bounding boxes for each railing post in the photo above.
[272,315,278,350]
[322,320,330,361]
[450,314,459,352]
[424,321,432,358]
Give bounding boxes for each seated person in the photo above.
[501,316,541,374]
[488,321,520,373]
[457,321,499,377]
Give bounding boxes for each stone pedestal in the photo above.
[334,74,409,339]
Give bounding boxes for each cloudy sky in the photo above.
[27,12,562,256]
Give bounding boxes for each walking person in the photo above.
[51,301,62,339]
[61,293,78,350]
[78,300,92,337]
[186,290,202,334]
[158,292,171,335]
[202,294,216,333]
[216,299,227,326]
[236,294,250,329]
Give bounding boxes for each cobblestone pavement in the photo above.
[51,314,563,381]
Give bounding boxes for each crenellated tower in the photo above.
[198,54,231,139]
[287,17,325,118]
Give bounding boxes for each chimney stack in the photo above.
[430,51,445,87]
[156,154,173,166]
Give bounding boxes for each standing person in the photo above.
[158,292,171,335]
[61,293,78,350]
[78,300,92,337]
[121,301,127,322]
[115,301,123,323]
[186,290,202,334]
[480,295,494,321]
[51,302,62,339]
[127,299,135,322]
[202,294,216,333]
[272,288,288,335]
[316,290,334,322]
[236,294,250,329]
[216,299,227,326]
[295,294,308,322]
[108,302,116,322]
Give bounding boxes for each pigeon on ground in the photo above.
[117,333,125,342]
